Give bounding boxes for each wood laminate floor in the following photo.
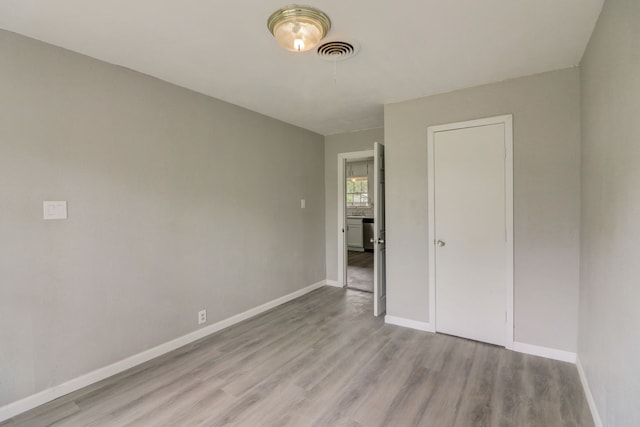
[2,287,593,427]
[347,251,374,293]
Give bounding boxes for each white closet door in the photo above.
[434,123,507,346]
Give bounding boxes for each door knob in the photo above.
[370,238,375,243]
[377,238,385,244]
[436,240,446,247]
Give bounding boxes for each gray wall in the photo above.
[579,0,640,424]
[385,68,581,351]
[0,30,325,406]
[324,128,384,282]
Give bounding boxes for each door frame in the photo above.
[337,149,374,288]
[427,115,514,349]
[372,142,386,316]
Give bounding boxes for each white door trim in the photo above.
[337,150,375,287]
[373,142,386,316]
[427,115,514,349]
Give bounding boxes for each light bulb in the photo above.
[294,39,305,51]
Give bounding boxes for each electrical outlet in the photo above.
[198,309,207,325]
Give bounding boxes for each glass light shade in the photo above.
[268,6,331,53]
[272,18,323,52]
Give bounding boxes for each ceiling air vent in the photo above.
[316,40,359,61]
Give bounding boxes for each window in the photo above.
[347,177,369,207]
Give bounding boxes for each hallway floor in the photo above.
[347,250,374,293]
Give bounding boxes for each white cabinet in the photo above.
[347,218,364,251]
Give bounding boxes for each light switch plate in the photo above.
[43,201,67,220]
[301,199,306,209]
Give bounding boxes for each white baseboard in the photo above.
[512,341,577,363]
[576,357,603,427]
[0,280,327,422]
[385,315,435,332]
[382,319,577,365]
[325,279,343,288]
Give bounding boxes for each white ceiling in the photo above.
[0,1,603,135]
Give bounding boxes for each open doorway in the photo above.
[345,157,375,293]
[337,143,386,316]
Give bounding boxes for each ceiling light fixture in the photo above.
[267,5,331,53]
